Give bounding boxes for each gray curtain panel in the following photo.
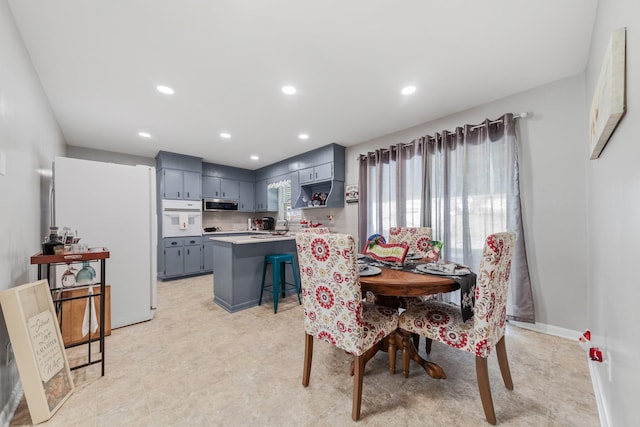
[358,113,534,323]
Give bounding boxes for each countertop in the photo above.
[208,233,296,244]
[202,230,271,236]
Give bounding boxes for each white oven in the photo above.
[162,200,202,238]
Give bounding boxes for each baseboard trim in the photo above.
[509,320,581,340]
[0,381,23,427]
[588,357,609,427]
[510,320,605,426]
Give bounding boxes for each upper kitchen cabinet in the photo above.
[255,179,277,212]
[202,176,221,198]
[156,151,203,201]
[238,181,255,212]
[159,169,201,200]
[299,162,334,184]
[293,144,345,209]
[294,143,345,178]
[202,162,254,203]
[202,176,240,199]
[220,179,240,199]
[254,143,345,210]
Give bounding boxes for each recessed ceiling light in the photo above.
[138,132,151,138]
[220,132,231,139]
[298,134,309,140]
[250,155,259,161]
[156,85,174,95]
[282,86,296,95]
[401,86,417,95]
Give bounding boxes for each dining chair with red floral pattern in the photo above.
[388,226,432,256]
[398,232,516,425]
[300,227,331,233]
[389,227,437,310]
[295,232,399,421]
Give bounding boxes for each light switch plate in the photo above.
[0,151,6,176]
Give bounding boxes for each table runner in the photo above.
[361,258,477,322]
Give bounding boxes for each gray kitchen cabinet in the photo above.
[202,176,221,198]
[183,171,201,200]
[298,167,313,184]
[313,163,333,182]
[293,162,344,209]
[161,237,203,278]
[220,179,240,199]
[184,237,202,274]
[203,176,241,200]
[299,163,333,184]
[162,169,183,199]
[164,247,183,277]
[203,239,214,272]
[255,179,267,211]
[254,179,277,212]
[295,180,344,209]
[156,151,202,200]
[239,181,255,212]
[160,169,201,200]
[163,238,185,278]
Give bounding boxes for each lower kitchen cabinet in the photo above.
[161,237,203,279]
[164,245,183,277]
[184,237,202,274]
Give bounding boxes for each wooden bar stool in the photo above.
[259,253,301,313]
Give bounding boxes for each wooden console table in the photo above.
[30,251,109,375]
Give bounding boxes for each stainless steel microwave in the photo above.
[203,198,238,212]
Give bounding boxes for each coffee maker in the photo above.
[262,216,275,231]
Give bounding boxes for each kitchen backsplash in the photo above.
[202,209,344,232]
[202,212,256,231]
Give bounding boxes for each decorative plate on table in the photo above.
[415,264,470,276]
[359,266,382,277]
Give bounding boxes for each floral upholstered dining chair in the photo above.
[398,232,516,425]
[295,232,399,421]
[388,226,432,256]
[300,226,330,234]
[389,227,442,308]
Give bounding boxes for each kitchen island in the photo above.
[209,234,298,313]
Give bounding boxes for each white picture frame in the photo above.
[589,27,626,160]
[0,280,74,424]
[345,184,359,203]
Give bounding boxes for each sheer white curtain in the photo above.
[358,144,423,243]
[359,114,534,323]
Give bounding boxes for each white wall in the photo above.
[0,0,66,423]
[585,0,639,425]
[342,74,590,332]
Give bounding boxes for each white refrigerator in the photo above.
[53,156,157,328]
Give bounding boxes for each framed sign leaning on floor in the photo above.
[0,280,74,424]
[589,27,626,160]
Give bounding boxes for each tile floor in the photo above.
[10,274,600,426]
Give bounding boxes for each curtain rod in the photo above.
[469,111,528,130]
[357,112,528,159]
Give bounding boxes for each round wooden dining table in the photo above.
[359,266,459,379]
